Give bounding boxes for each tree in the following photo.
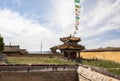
[0,34,4,54]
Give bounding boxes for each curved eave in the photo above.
[58,45,85,50]
[60,37,81,42]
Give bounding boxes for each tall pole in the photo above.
[40,42,42,54]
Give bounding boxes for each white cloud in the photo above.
[103,39,120,47]
[77,0,120,49]
[48,0,75,35]
[80,0,120,37]
[0,0,80,51]
[0,8,59,51]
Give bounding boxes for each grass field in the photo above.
[82,59,120,75]
[7,56,77,64]
[7,56,120,75]
[81,52,120,63]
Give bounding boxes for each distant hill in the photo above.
[82,47,120,52]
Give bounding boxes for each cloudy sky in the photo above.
[0,0,120,51]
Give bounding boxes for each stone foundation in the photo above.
[0,71,78,81]
[0,64,78,81]
[0,64,120,81]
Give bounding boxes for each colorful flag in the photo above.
[75,8,80,13]
[76,16,80,20]
[76,12,80,16]
[75,5,80,9]
[75,26,78,30]
[75,0,80,3]
[74,31,77,34]
[75,21,79,25]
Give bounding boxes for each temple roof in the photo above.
[3,45,20,53]
[50,35,85,52]
[60,36,81,42]
[57,43,85,50]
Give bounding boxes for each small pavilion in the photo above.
[50,35,85,60]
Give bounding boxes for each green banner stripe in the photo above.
[76,16,80,20]
[75,0,80,3]
[75,5,80,8]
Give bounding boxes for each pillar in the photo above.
[68,51,70,60]
[78,51,80,59]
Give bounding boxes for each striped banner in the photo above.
[73,0,80,36]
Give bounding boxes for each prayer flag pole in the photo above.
[73,0,80,37]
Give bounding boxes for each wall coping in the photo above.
[79,64,120,80]
[0,64,79,72]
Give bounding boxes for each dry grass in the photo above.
[7,57,76,64]
[81,52,120,63]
